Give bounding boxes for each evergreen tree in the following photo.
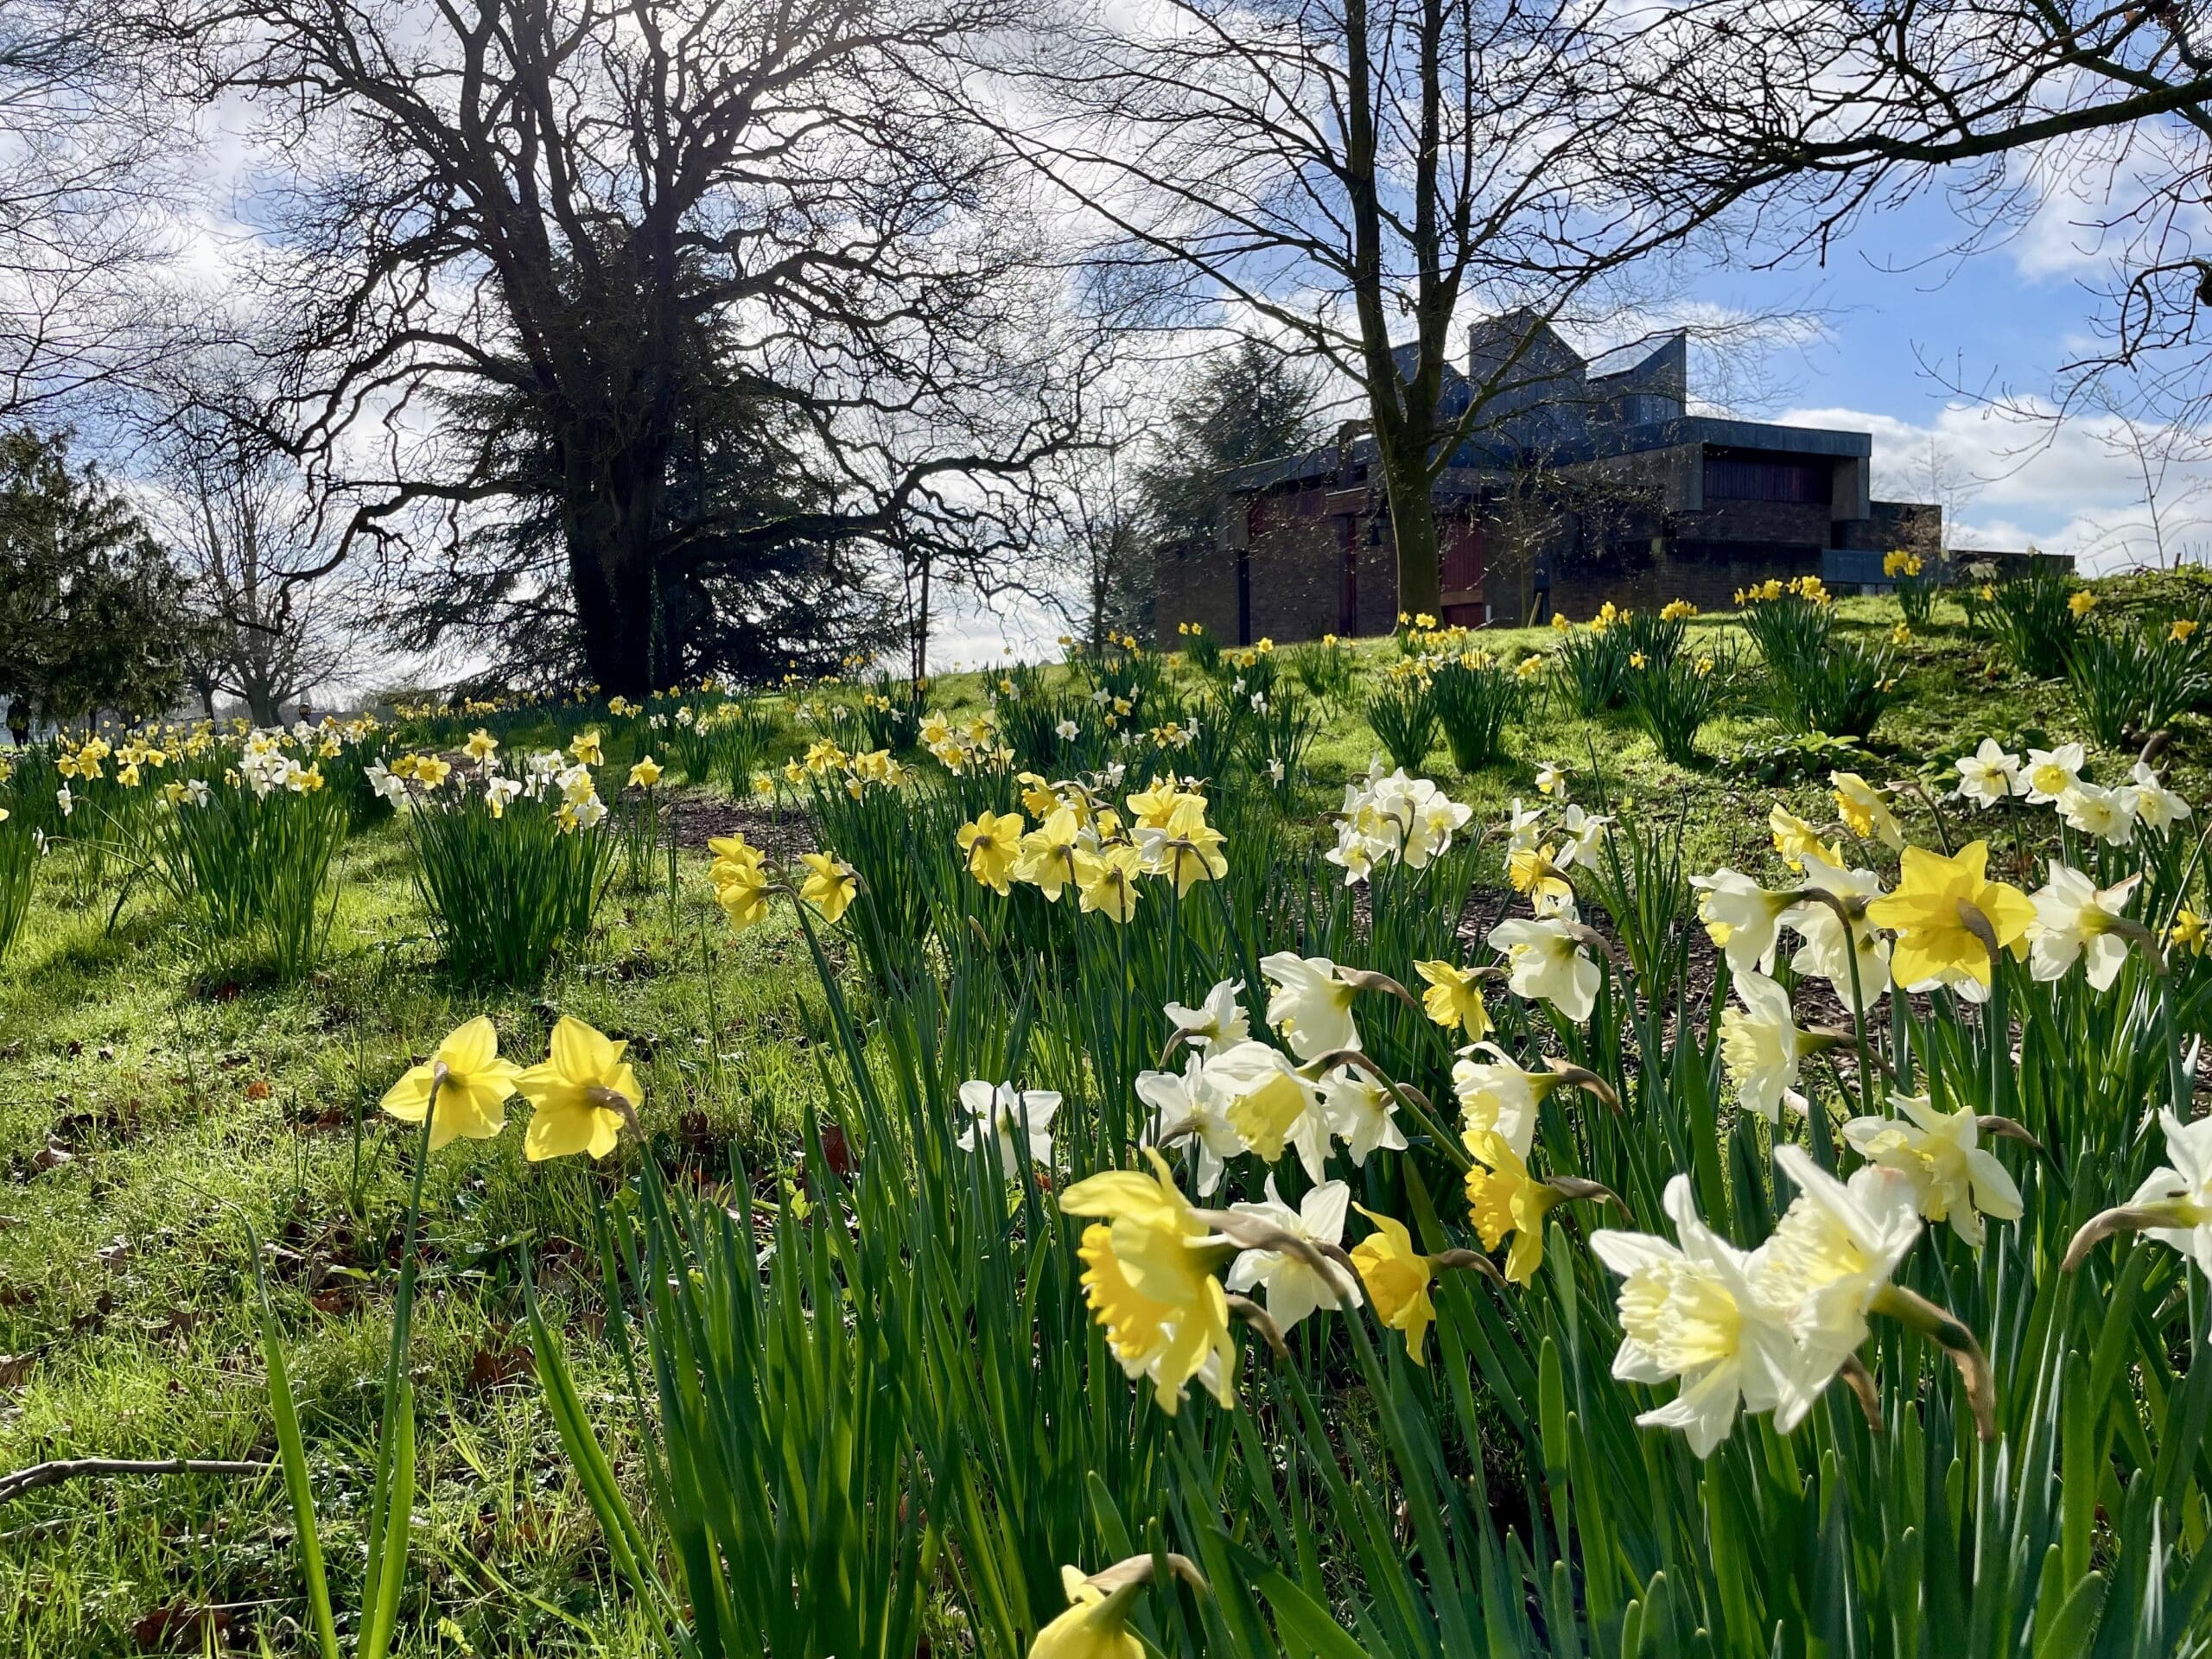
[1135,340,1325,550]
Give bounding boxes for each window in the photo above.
[1702,454,1833,505]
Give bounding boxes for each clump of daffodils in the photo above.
[1324,760,1473,885]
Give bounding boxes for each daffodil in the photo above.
[1062,1151,1236,1414]
[1779,854,1891,1005]
[1770,804,1843,870]
[1351,1206,1435,1363]
[465,729,499,761]
[1163,980,1249,1052]
[1843,1092,2022,1248]
[956,1080,1060,1173]
[1591,1175,1816,1457]
[1719,970,1824,1122]
[798,851,858,923]
[1954,738,2023,807]
[1830,772,1904,849]
[2069,588,2098,618]
[515,1016,642,1161]
[2021,743,2084,804]
[1449,1046,1561,1160]
[1074,844,1142,921]
[1138,797,1228,896]
[957,810,1026,894]
[1259,953,1360,1060]
[2131,761,2191,832]
[1691,868,1795,976]
[1414,960,1491,1038]
[2115,1110,2212,1277]
[2173,909,2210,957]
[1224,1177,1362,1332]
[1319,1065,1407,1165]
[1013,806,1083,900]
[1487,915,1600,1022]
[1031,1564,1145,1659]
[715,861,772,930]
[1138,1053,1242,1196]
[1865,841,2035,1002]
[569,730,603,766]
[1508,845,1574,906]
[380,1015,522,1151]
[1756,1147,1923,1373]
[1462,1129,1556,1285]
[2057,780,2137,845]
[2027,861,2141,990]
[627,755,662,788]
[1204,1039,1332,1179]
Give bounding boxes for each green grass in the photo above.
[0,582,2198,1654]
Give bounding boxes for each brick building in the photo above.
[1155,316,1952,644]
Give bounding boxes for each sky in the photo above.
[1685,184,2212,572]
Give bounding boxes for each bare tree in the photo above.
[161,0,1091,696]
[0,1,184,416]
[142,365,354,724]
[971,0,1675,617]
[2079,400,2212,570]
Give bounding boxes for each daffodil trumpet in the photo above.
[1869,1282,1998,1442]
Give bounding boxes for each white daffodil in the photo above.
[1843,1092,2023,1248]
[1502,798,1545,855]
[2126,1109,2212,1278]
[1137,1052,1242,1197]
[1224,1176,1363,1332]
[954,1080,1059,1173]
[1691,868,1794,976]
[2022,743,2086,804]
[1591,1175,1818,1458]
[1554,804,1613,871]
[2131,762,2192,833]
[1164,979,1249,1052]
[1755,1147,1923,1374]
[1259,953,1361,1061]
[1449,1044,1548,1159]
[1204,1039,1333,1180]
[1535,761,1570,800]
[2058,780,2138,846]
[1719,971,1820,1122]
[1055,718,1079,741]
[1954,738,2023,807]
[1320,1066,1408,1166]
[2028,861,2141,991]
[1486,915,1601,1023]
[1781,854,1891,1007]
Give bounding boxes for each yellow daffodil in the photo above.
[2172,618,2201,644]
[1061,1150,1235,1414]
[465,729,498,760]
[2068,589,2097,619]
[380,1015,521,1151]
[957,810,1026,894]
[1351,1205,1435,1363]
[1075,844,1142,922]
[416,755,453,787]
[1031,1565,1146,1659]
[716,861,772,931]
[516,1016,641,1161]
[569,730,604,765]
[1508,844,1573,905]
[1015,806,1084,900]
[1414,960,1491,1038]
[1125,776,1185,830]
[2171,909,2209,957]
[798,851,857,922]
[628,755,663,788]
[1462,1128,1557,1287]
[1865,841,2036,1000]
[1769,804,1843,871]
[1831,772,1904,849]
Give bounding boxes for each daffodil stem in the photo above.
[363,1066,441,1643]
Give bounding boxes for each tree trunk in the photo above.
[563,430,671,700]
[1380,446,1442,619]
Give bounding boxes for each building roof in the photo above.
[1224,318,1871,494]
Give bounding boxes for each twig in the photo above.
[0,1456,272,1507]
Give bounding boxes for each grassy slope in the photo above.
[0,588,2192,1654]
